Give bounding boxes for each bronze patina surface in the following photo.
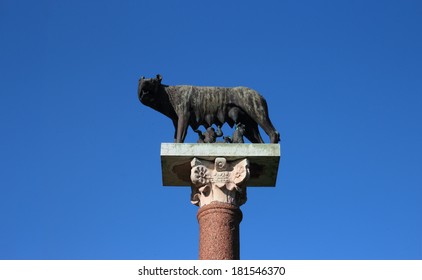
[138,74,280,143]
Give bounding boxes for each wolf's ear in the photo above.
[156,74,162,83]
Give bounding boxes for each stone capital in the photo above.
[190,157,249,207]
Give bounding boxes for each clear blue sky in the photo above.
[1,0,421,260]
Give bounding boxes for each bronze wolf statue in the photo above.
[138,74,280,143]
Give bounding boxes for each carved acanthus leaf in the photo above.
[190,157,249,207]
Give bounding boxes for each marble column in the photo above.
[190,157,249,259]
[197,202,242,259]
[160,143,280,260]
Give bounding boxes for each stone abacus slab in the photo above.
[160,143,280,187]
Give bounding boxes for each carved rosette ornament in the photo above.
[190,157,250,207]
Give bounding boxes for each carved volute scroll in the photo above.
[190,157,250,207]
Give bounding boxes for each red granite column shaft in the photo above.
[197,201,243,260]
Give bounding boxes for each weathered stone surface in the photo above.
[197,202,242,260]
[161,143,280,186]
[190,157,249,207]
[159,143,281,260]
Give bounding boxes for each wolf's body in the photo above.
[138,75,280,143]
